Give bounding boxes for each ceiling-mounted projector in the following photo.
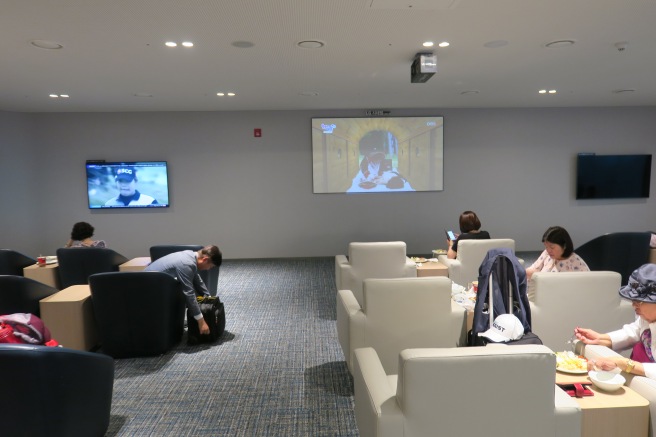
[411,52,437,83]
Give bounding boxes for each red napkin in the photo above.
[559,383,594,398]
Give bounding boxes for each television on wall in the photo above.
[575,153,652,200]
[311,116,444,193]
[86,161,170,209]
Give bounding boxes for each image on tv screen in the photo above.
[86,161,170,209]
[312,116,444,193]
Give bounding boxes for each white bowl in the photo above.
[589,370,626,392]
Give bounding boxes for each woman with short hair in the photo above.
[65,222,107,248]
[446,210,490,259]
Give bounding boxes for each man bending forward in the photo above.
[145,245,222,335]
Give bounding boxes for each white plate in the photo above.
[556,366,588,374]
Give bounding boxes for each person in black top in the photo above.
[446,210,490,259]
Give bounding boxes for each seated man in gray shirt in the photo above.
[145,245,222,335]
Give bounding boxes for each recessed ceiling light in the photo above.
[232,41,254,48]
[49,94,59,98]
[538,89,557,94]
[165,41,177,47]
[182,41,194,47]
[297,40,324,49]
[548,90,557,94]
[538,90,547,94]
[423,41,434,47]
[545,40,575,48]
[227,92,236,97]
[438,41,450,48]
[217,92,225,96]
[60,94,69,98]
[31,40,63,50]
[484,40,508,49]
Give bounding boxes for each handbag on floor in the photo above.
[187,296,225,345]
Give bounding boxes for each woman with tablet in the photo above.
[446,210,490,259]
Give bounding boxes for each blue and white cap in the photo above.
[115,167,136,181]
[478,314,524,343]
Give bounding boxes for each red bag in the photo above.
[0,314,59,346]
[0,323,24,344]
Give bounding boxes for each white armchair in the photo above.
[577,343,656,437]
[337,276,467,373]
[335,242,416,305]
[353,345,581,437]
[530,271,634,352]
[437,238,517,287]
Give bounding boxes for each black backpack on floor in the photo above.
[187,296,225,345]
[468,330,543,347]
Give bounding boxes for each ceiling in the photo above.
[2,0,655,113]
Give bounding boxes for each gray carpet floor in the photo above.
[107,257,357,437]
[106,253,541,436]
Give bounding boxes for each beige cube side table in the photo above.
[39,285,98,351]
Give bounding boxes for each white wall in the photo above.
[1,107,654,259]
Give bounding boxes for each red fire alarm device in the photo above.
[254,128,262,137]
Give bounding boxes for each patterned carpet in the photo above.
[107,258,357,436]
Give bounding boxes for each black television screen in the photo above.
[86,161,170,209]
[311,116,444,193]
[576,154,652,199]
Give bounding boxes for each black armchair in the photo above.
[56,247,129,289]
[0,275,58,316]
[0,344,114,437]
[150,244,219,296]
[575,232,652,284]
[89,271,186,358]
[0,249,36,276]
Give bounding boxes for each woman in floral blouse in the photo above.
[526,226,589,280]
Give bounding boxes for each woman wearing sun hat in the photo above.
[575,263,656,378]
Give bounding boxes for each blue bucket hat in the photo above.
[619,264,656,303]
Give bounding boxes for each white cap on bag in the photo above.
[478,314,524,342]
